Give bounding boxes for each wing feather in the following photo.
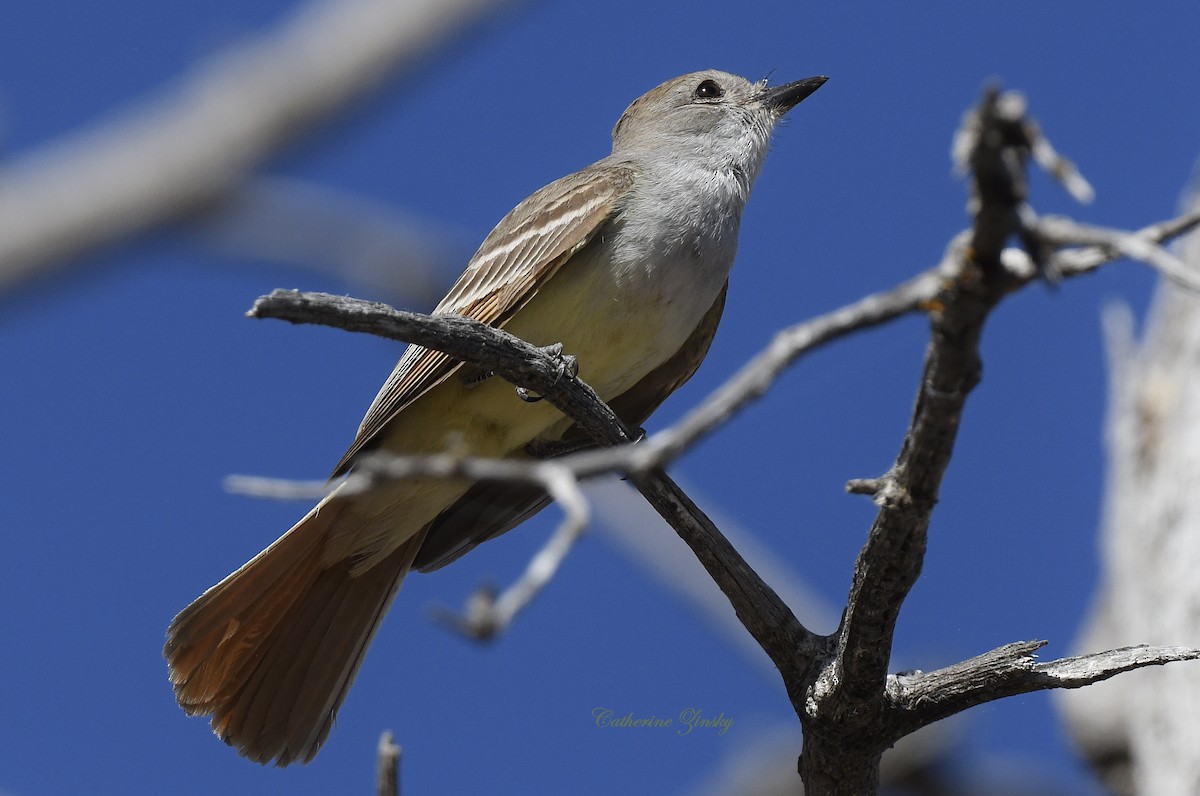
[332,164,636,475]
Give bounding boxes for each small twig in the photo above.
[845,478,885,497]
[954,86,1038,274]
[429,463,591,640]
[990,208,1200,284]
[622,270,945,473]
[1035,645,1200,686]
[224,473,332,501]
[1036,215,1200,292]
[227,449,594,642]
[376,730,401,796]
[1029,128,1096,204]
[227,450,596,641]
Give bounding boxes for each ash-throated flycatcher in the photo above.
[165,69,826,766]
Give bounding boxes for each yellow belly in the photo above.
[329,242,722,567]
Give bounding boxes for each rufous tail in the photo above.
[165,497,420,766]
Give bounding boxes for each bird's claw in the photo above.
[516,386,542,403]
[515,342,578,402]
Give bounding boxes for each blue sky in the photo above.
[3,2,1199,794]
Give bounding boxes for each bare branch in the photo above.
[798,82,1114,794]
[1037,645,1200,686]
[1037,215,1200,291]
[953,87,1094,205]
[632,468,832,684]
[571,207,1200,480]
[619,269,945,473]
[249,290,636,449]
[376,730,401,796]
[824,243,996,739]
[954,86,1044,275]
[891,643,1200,737]
[590,477,842,675]
[986,209,1200,288]
[0,0,509,293]
[817,89,1062,743]
[1029,127,1096,205]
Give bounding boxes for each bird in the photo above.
[165,69,826,766]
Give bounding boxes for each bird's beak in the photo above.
[757,75,828,114]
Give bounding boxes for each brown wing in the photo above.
[412,282,729,572]
[332,164,637,476]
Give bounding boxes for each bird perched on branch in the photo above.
[165,68,826,765]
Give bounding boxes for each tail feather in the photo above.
[165,496,421,766]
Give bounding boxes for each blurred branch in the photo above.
[424,461,591,640]
[1059,170,1200,795]
[1052,209,1200,278]
[225,473,331,500]
[376,730,401,796]
[1036,215,1200,291]
[953,86,1095,206]
[0,0,511,293]
[196,177,468,307]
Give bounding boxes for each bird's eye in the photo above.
[694,79,724,100]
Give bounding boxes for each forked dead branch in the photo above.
[246,86,1200,794]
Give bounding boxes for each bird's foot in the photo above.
[516,342,578,403]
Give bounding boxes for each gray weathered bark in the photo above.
[1061,180,1200,795]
